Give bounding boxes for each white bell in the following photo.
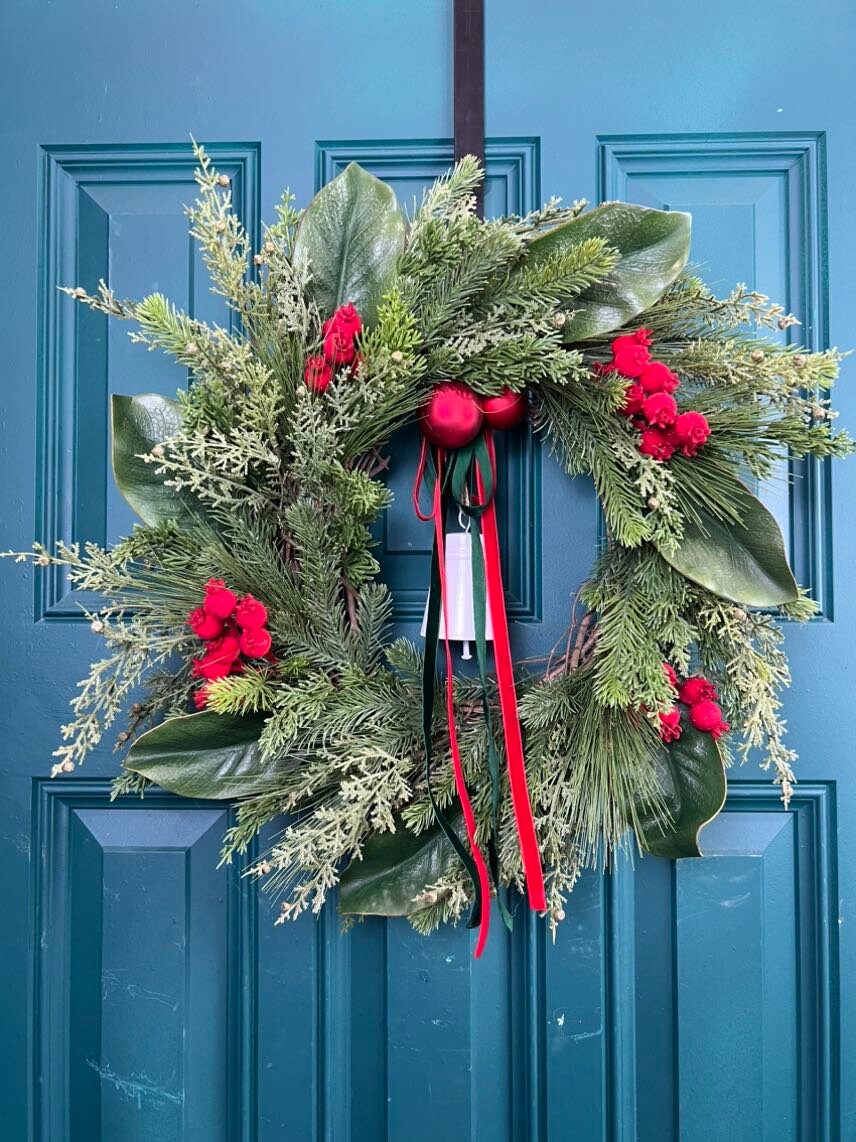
[420,530,493,660]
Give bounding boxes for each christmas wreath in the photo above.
[9,146,851,954]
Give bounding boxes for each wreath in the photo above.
[10,146,851,953]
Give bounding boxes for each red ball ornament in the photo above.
[421,382,483,449]
[479,387,528,431]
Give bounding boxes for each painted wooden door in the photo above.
[1,2,853,1138]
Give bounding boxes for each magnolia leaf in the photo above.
[638,714,727,859]
[124,712,273,799]
[111,393,197,527]
[338,814,462,917]
[660,476,799,606]
[527,203,691,341]
[293,162,406,326]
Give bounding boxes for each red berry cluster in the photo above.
[658,662,730,743]
[304,303,363,394]
[187,579,273,709]
[596,329,711,462]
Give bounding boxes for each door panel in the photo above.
[634,783,836,1142]
[250,864,634,1142]
[37,143,260,620]
[2,1,853,1138]
[34,784,251,1141]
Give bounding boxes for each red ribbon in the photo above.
[475,429,546,913]
[413,432,545,955]
[423,443,491,957]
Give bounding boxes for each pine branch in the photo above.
[509,236,619,306]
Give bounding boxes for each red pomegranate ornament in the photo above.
[421,381,484,449]
[479,387,528,431]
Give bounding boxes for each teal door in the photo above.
[1,2,853,1138]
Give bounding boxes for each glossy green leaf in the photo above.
[659,476,799,606]
[638,713,727,859]
[293,162,405,326]
[338,814,462,916]
[124,712,274,799]
[527,203,691,341]
[111,393,197,527]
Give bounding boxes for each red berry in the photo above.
[639,427,675,461]
[672,411,711,457]
[239,627,273,658]
[192,654,231,681]
[322,303,362,365]
[611,340,651,378]
[304,354,333,394]
[235,594,269,630]
[678,676,718,706]
[641,391,678,427]
[187,606,224,640]
[689,699,725,733]
[611,330,654,377]
[640,361,679,394]
[193,686,211,711]
[614,329,653,350]
[710,719,730,741]
[659,706,683,742]
[209,632,242,661]
[191,632,242,680]
[619,383,645,417]
[662,662,679,690]
[203,578,238,619]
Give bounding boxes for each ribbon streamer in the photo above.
[449,441,513,932]
[414,429,546,957]
[417,440,491,957]
[473,429,546,912]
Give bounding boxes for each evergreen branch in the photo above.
[509,236,619,306]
